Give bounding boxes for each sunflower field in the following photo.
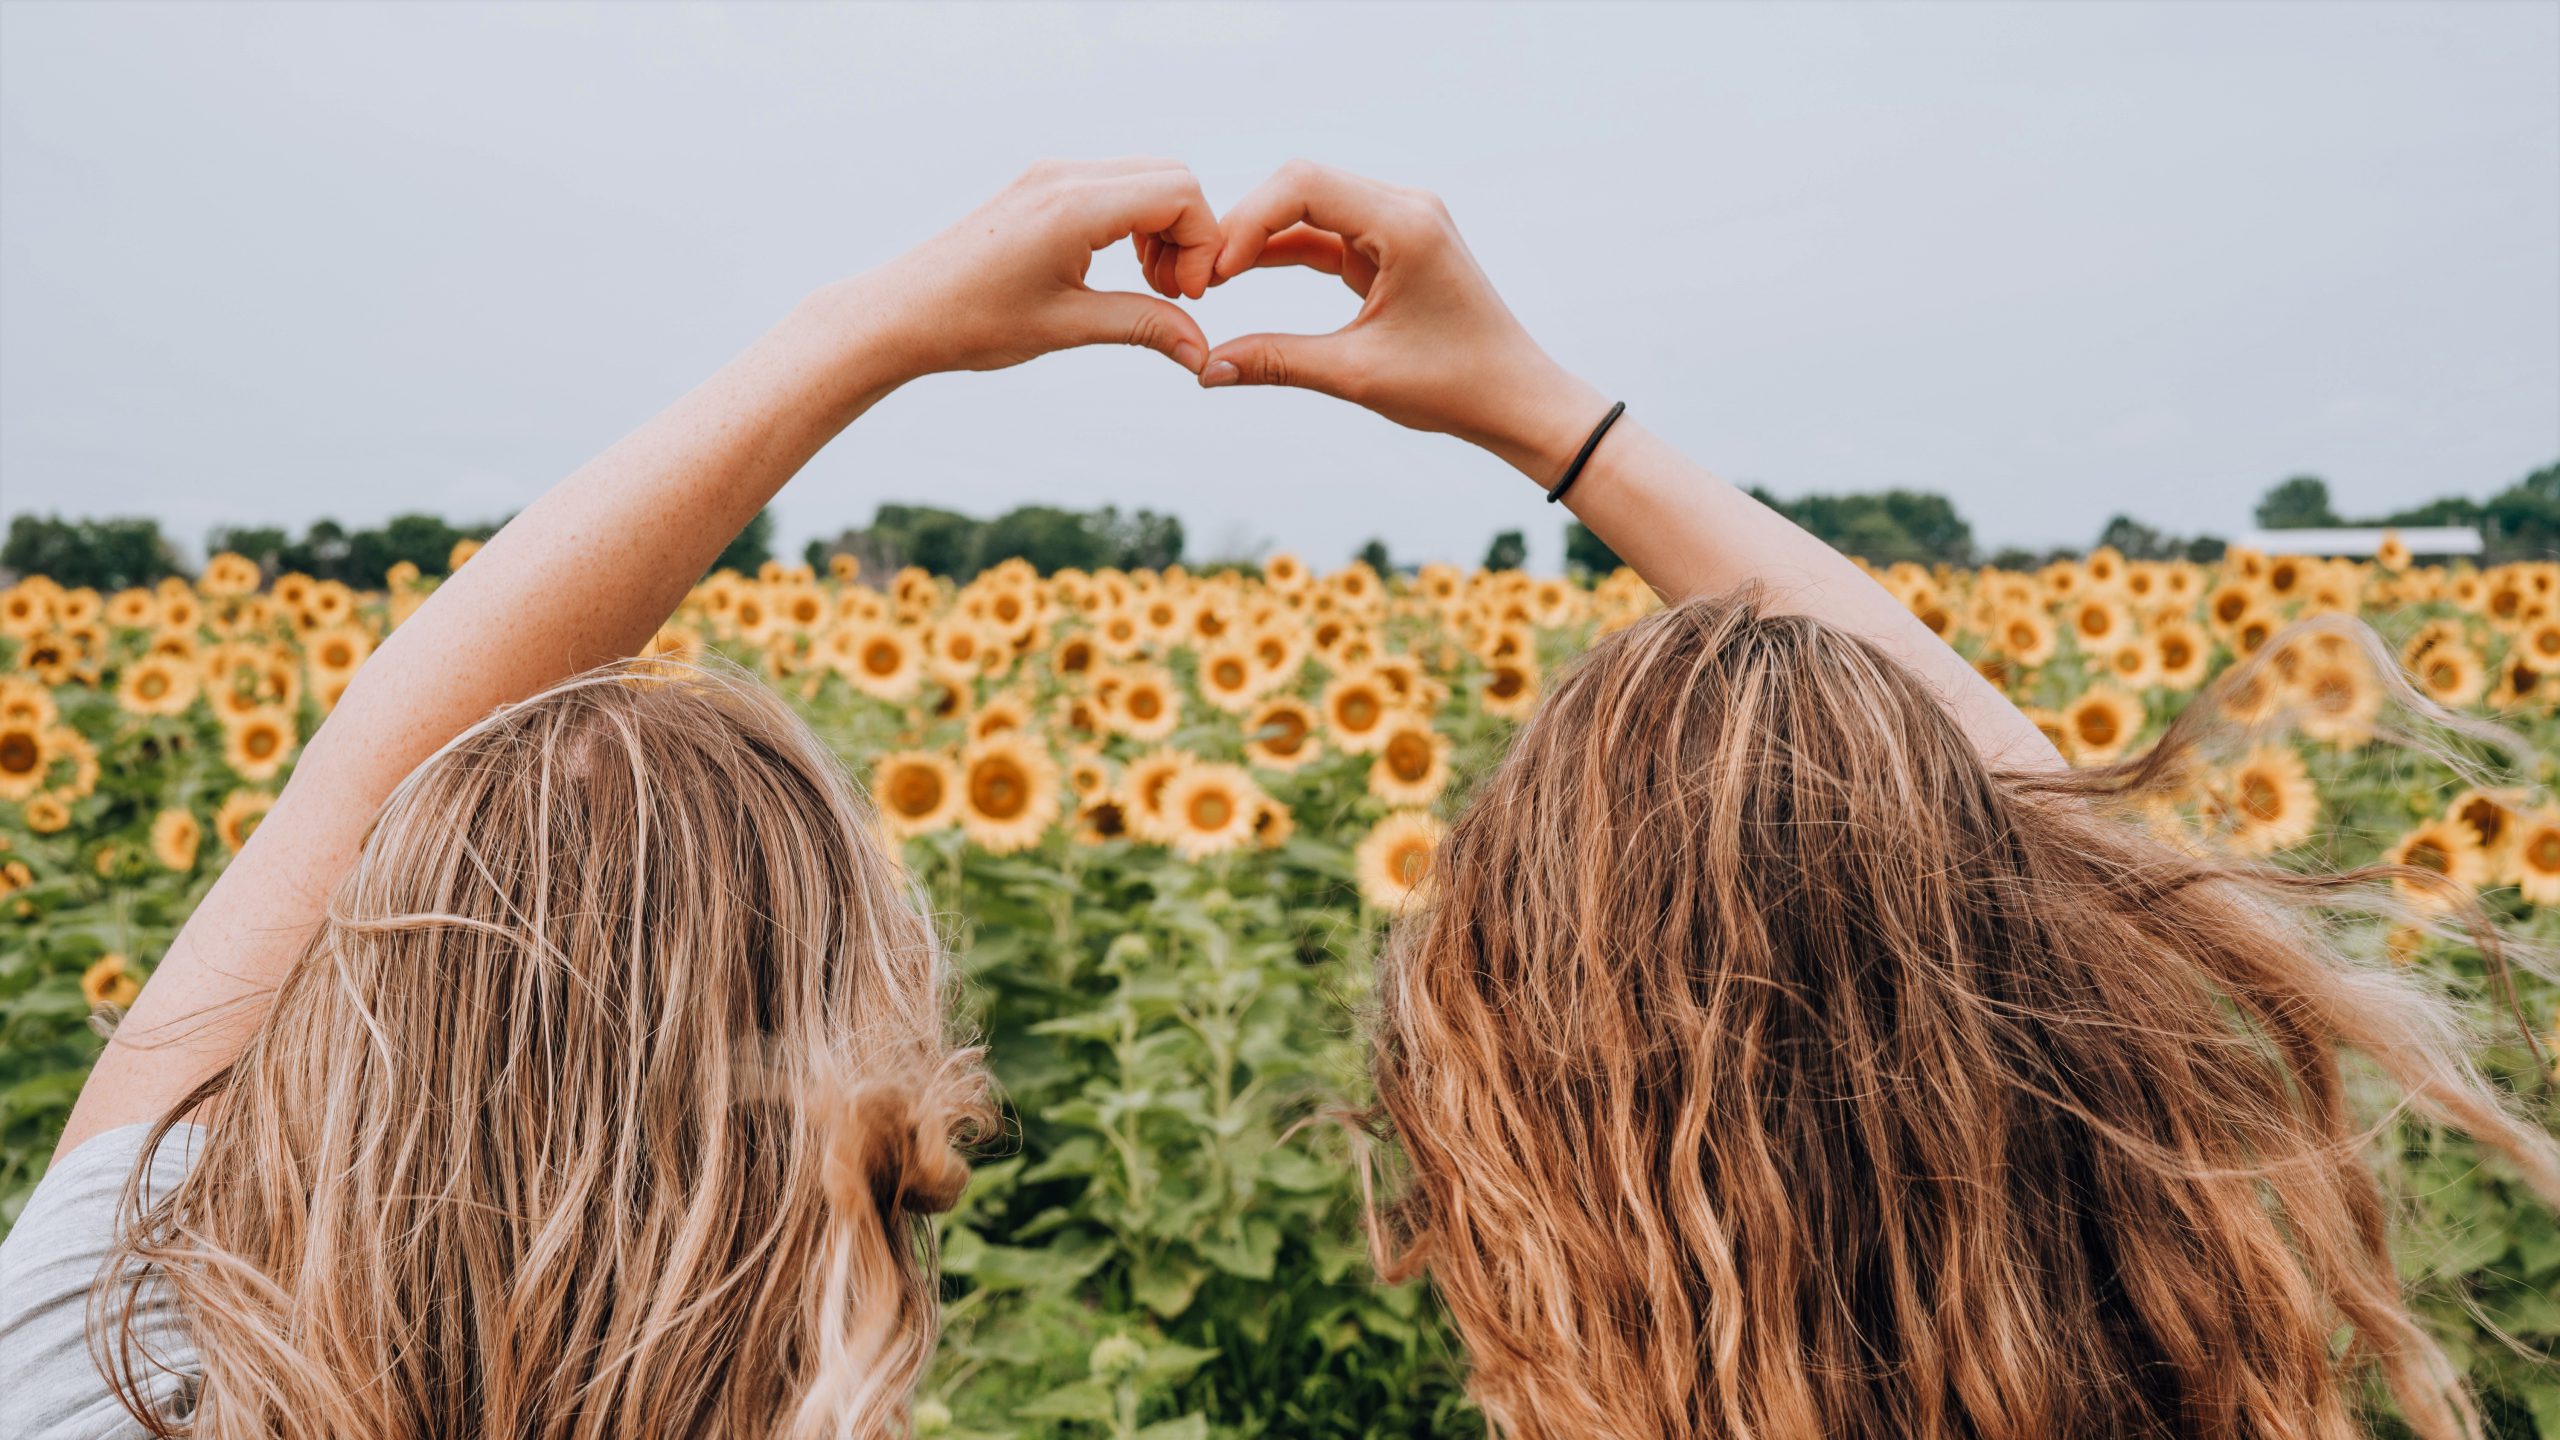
[2,540,2558,1437]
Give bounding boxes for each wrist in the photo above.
[784,276,927,416]
[1468,361,1612,489]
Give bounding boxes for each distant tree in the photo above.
[978,504,1115,574]
[1,514,181,590]
[2094,514,2171,561]
[868,504,982,578]
[1094,506,1185,571]
[1564,520,1623,576]
[712,507,775,576]
[345,513,472,584]
[205,525,291,575]
[1744,486,1975,566]
[1354,537,1393,574]
[1482,529,1527,572]
[2253,475,2340,530]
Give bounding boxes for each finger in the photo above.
[1074,170,1221,299]
[1212,160,1407,281]
[1198,329,1367,400]
[1059,289,1211,374]
[1131,234,1170,297]
[1149,237,1182,298]
[1212,224,1379,299]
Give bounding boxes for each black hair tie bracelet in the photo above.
[1545,400,1626,505]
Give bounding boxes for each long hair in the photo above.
[1370,590,2559,1440]
[97,659,989,1440]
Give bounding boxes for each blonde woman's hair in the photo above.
[97,659,988,1440]
[1371,591,2560,1440]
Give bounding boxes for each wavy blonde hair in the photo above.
[1371,591,2559,1440]
[98,660,988,1440]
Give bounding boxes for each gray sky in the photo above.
[3,1,2555,572]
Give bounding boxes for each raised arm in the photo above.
[1192,160,2059,771]
[58,158,1225,1159]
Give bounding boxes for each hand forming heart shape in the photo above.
[867,158,1611,490]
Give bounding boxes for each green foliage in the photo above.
[815,504,1187,582]
[207,513,502,585]
[1480,530,1526,573]
[1352,538,1392,575]
[1563,521,1622,576]
[1,516,181,591]
[714,507,777,576]
[1745,486,1976,566]
[2256,475,2343,530]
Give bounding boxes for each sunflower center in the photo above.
[0,732,37,775]
[1487,669,1524,701]
[2076,709,2119,746]
[1386,732,1434,782]
[1211,660,1246,690]
[138,672,169,700]
[2405,841,2449,875]
[2240,774,2281,823]
[1339,691,1380,730]
[1259,710,1308,755]
[2528,833,2560,871]
[862,641,902,675]
[1187,791,1234,830]
[892,768,945,816]
[245,728,280,760]
[1128,690,1163,721]
[1389,839,1430,886]
[970,760,1028,819]
[2457,799,2506,847]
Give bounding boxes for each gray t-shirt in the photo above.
[0,1124,204,1440]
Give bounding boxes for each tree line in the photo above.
[6,462,2550,592]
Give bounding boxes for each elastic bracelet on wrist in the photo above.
[1544,400,1626,504]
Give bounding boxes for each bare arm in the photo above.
[1193,160,2060,771]
[58,158,1226,1159]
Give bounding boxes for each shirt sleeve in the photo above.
[0,1123,205,1440]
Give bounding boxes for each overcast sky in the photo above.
[3,1,2555,571]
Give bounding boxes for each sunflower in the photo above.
[82,953,140,1009]
[1369,717,1452,807]
[2061,686,2144,765]
[2386,820,2486,910]
[873,750,963,838]
[2207,745,2318,855]
[1073,796,1132,845]
[2149,623,2212,691]
[2102,641,2157,689]
[2069,598,2131,654]
[1108,666,1183,743]
[1252,795,1297,850]
[110,657,194,719]
[216,790,277,852]
[1242,697,1321,773]
[2290,657,2381,747]
[842,624,923,701]
[2445,788,2521,877]
[1321,670,1399,753]
[0,678,56,728]
[223,708,298,781]
[1053,633,1099,680]
[1065,751,1113,802]
[1160,762,1262,860]
[1992,608,2057,668]
[151,808,201,872]
[1264,553,1309,591]
[106,588,158,628]
[2511,810,2560,906]
[199,552,261,597]
[25,793,71,834]
[958,734,1060,855]
[1355,811,1446,910]
[1480,656,1540,721]
[1118,747,1195,843]
[2520,619,2560,671]
[2410,641,2484,708]
[970,693,1033,742]
[1194,643,1264,714]
[305,626,373,678]
[0,720,47,800]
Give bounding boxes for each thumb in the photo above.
[1198,331,1365,400]
[1058,289,1209,374]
